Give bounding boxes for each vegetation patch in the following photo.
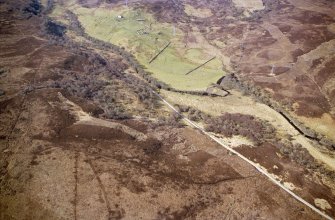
[205,113,275,145]
[24,0,41,16]
[71,5,223,91]
[46,20,66,37]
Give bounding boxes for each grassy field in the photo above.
[70,5,224,91]
[293,113,335,142]
[48,0,78,25]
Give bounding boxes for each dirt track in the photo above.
[0,90,324,219]
[0,0,334,219]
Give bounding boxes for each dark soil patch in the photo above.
[273,66,290,75]
[256,190,280,210]
[0,98,16,113]
[62,55,88,72]
[275,23,292,33]
[316,57,335,87]
[188,157,243,185]
[187,150,213,165]
[0,36,43,57]
[291,48,304,62]
[59,124,134,141]
[24,45,67,68]
[305,181,335,216]
[255,65,272,74]
[62,92,104,117]
[246,34,277,48]
[288,26,335,51]
[120,119,149,133]
[236,143,285,175]
[295,96,330,117]
[290,11,335,25]
[311,57,324,69]
[139,137,162,155]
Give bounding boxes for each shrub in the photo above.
[205,113,276,144]
[24,0,41,16]
[46,20,66,37]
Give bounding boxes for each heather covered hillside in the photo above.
[0,0,334,219]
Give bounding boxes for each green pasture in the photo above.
[72,6,224,91]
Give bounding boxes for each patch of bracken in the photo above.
[205,113,275,145]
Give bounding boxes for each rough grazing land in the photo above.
[72,5,224,91]
[0,0,335,219]
[54,0,335,142]
[135,0,335,140]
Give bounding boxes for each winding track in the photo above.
[152,90,334,220]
